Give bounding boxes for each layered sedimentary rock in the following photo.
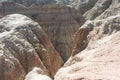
[36,5,85,61]
[55,15,120,80]
[0,14,63,80]
[0,0,120,80]
[0,1,85,61]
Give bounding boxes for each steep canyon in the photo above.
[0,0,120,80]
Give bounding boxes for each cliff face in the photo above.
[55,14,120,80]
[54,0,120,80]
[58,0,98,14]
[0,0,120,80]
[36,5,85,62]
[56,0,120,20]
[0,14,63,80]
[0,2,85,62]
[83,0,113,20]
[82,0,120,20]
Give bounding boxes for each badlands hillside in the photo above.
[0,0,120,80]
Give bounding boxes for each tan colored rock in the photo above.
[55,15,120,80]
[0,2,85,61]
[0,14,63,80]
[0,54,25,80]
[37,5,85,61]
[73,15,120,56]
[55,31,120,80]
[72,21,93,56]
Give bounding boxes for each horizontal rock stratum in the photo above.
[0,14,63,80]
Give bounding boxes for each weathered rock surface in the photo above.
[83,0,120,20]
[0,1,85,62]
[55,0,119,20]
[0,0,119,80]
[0,0,56,6]
[25,67,52,80]
[96,0,120,19]
[0,14,63,80]
[72,21,93,55]
[55,15,120,80]
[83,0,112,20]
[36,5,85,61]
[61,0,98,14]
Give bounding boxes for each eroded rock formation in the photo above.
[0,1,85,61]
[0,0,120,80]
[60,0,98,14]
[83,0,112,20]
[55,0,120,20]
[83,0,120,20]
[55,15,120,80]
[36,5,85,61]
[0,14,63,80]
[25,67,52,80]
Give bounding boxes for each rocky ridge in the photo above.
[0,14,63,80]
[0,0,120,80]
[66,0,120,20]
[54,0,120,80]
[36,5,85,61]
[0,1,85,62]
[55,31,120,80]
[55,13,120,80]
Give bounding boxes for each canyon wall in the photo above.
[54,0,120,79]
[0,14,63,80]
[0,0,119,80]
[65,0,120,20]
[0,2,85,61]
[55,15,120,80]
[36,5,85,61]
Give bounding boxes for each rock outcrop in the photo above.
[55,0,120,20]
[0,0,120,80]
[54,15,120,80]
[0,1,85,62]
[83,0,112,20]
[83,0,120,20]
[72,21,93,56]
[37,5,85,61]
[59,0,98,14]
[96,0,120,19]
[0,14,63,80]
[25,67,52,80]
